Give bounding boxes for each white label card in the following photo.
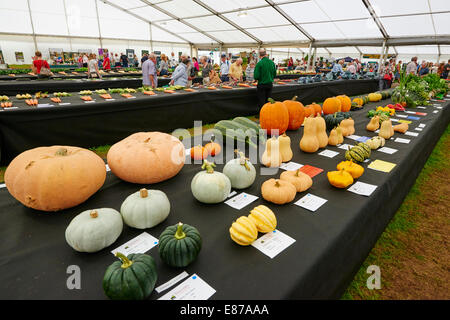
[185,148,191,156]
[294,193,328,212]
[415,128,423,131]
[395,137,411,144]
[347,182,377,197]
[405,131,419,137]
[417,106,426,109]
[419,124,426,128]
[405,111,416,114]
[436,107,442,109]
[396,114,408,118]
[84,100,96,103]
[390,118,399,122]
[251,230,296,259]
[158,274,216,300]
[111,232,158,256]
[377,147,398,154]
[318,149,339,158]
[279,162,303,171]
[105,164,110,171]
[0,183,5,188]
[59,103,71,106]
[338,143,353,150]
[433,110,439,113]
[225,192,258,210]
[227,191,237,198]
[155,271,189,293]
[346,135,361,140]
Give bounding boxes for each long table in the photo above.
[0,97,448,299]
[0,79,379,165]
[0,74,308,95]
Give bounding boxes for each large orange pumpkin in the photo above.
[337,95,351,112]
[107,132,185,184]
[259,98,289,135]
[322,97,341,115]
[306,102,322,116]
[5,146,106,211]
[283,96,305,130]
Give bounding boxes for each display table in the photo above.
[0,80,379,164]
[0,98,448,299]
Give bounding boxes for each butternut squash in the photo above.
[393,122,408,133]
[261,137,282,167]
[315,116,328,148]
[336,126,344,144]
[299,117,319,153]
[366,116,380,132]
[379,119,393,139]
[278,133,293,162]
[328,127,339,146]
[340,118,354,136]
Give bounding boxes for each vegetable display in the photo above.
[345,143,371,163]
[103,253,157,300]
[324,112,351,131]
[191,145,208,160]
[315,116,328,148]
[65,209,123,252]
[322,97,341,115]
[191,160,231,203]
[158,222,202,267]
[120,188,170,229]
[248,205,277,233]
[278,133,293,162]
[261,178,296,205]
[337,160,364,179]
[261,137,282,167]
[223,151,256,189]
[379,119,394,139]
[5,146,106,211]
[393,123,409,133]
[230,216,258,246]
[107,132,185,184]
[327,169,354,188]
[259,98,289,135]
[283,96,305,130]
[280,169,313,193]
[366,136,385,150]
[300,116,319,153]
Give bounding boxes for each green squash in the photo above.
[158,222,202,267]
[103,252,157,300]
[223,151,256,189]
[191,160,231,203]
[357,143,371,158]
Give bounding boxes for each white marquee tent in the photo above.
[0,0,449,64]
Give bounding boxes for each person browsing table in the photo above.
[254,49,276,108]
[229,58,243,82]
[219,54,230,82]
[142,53,158,88]
[170,54,188,86]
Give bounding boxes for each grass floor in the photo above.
[0,123,448,300]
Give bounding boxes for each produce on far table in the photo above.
[65,208,123,252]
[103,253,157,300]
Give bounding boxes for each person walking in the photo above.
[87,53,102,79]
[82,53,89,68]
[254,49,277,109]
[120,53,129,68]
[142,53,158,88]
[378,61,392,91]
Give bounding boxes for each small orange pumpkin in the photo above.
[191,145,208,160]
[322,97,341,115]
[283,96,305,130]
[204,141,221,156]
[337,95,351,112]
[307,102,322,116]
[259,98,289,135]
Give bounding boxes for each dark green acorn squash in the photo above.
[103,252,157,300]
[158,222,202,267]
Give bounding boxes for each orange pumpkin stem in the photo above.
[140,188,148,198]
[267,98,275,104]
[295,169,300,177]
[275,180,281,187]
[90,210,98,218]
[292,96,298,101]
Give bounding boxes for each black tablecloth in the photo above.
[0,80,379,164]
[0,98,448,299]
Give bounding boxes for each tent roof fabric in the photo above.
[1,0,449,53]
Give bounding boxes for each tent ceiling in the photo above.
[1,0,449,51]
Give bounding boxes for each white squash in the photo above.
[223,151,256,189]
[191,160,231,203]
[65,208,123,253]
[120,188,170,229]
